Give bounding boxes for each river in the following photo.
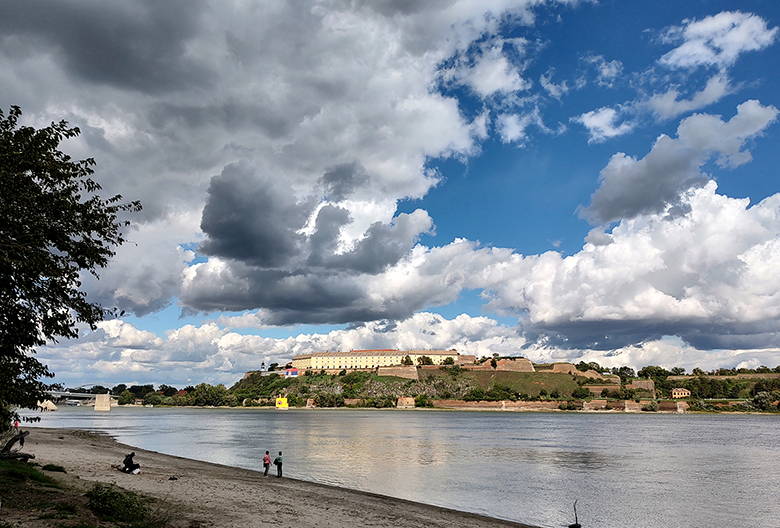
[21,406,780,528]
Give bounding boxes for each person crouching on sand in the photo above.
[122,452,141,474]
[263,450,271,476]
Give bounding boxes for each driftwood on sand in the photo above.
[1,430,35,461]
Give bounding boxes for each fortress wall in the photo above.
[396,397,415,408]
[583,399,608,410]
[433,399,562,411]
[378,366,418,380]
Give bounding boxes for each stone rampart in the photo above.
[658,400,689,413]
[377,366,418,380]
[433,399,562,411]
[396,397,415,409]
[552,363,577,374]
[586,385,621,395]
[459,358,535,372]
[582,399,608,410]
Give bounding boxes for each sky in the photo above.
[3,0,780,388]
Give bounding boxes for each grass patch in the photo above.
[42,463,67,473]
[0,458,60,487]
[86,483,170,528]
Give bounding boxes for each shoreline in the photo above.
[19,427,542,528]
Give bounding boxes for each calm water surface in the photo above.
[24,407,780,528]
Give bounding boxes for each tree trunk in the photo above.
[0,430,35,460]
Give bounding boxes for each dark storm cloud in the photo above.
[326,212,431,274]
[524,318,780,352]
[149,100,294,140]
[0,0,209,92]
[318,162,369,202]
[200,163,431,274]
[200,163,314,267]
[186,161,434,322]
[180,264,414,326]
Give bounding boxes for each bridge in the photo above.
[45,384,117,405]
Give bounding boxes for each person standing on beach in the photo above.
[263,451,271,476]
[274,451,283,478]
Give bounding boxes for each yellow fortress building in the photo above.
[292,349,463,371]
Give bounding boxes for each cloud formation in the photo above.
[659,11,778,70]
[3,2,780,386]
[582,100,778,224]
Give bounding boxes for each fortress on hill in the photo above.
[291,349,475,371]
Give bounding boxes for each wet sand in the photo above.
[21,427,542,528]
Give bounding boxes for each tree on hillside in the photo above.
[0,106,141,431]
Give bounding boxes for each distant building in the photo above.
[670,388,691,398]
[291,349,460,371]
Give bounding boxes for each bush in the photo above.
[86,484,170,528]
[314,393,345,407]
[142,392,163,406]
[118,390,135,405]
[86,483,146,523]
[571,387,591,399]
[415,394,434,407]
[642,400,660,412]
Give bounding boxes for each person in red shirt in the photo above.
[262,451,271,476]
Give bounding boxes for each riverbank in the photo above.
[12,427,541,528]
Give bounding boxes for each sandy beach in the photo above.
[13,427,541,528]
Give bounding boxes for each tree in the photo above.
[0,106,141,431]
[442,357,455,365]
[611,366,636,384]
[118,390,135,405]
[417,355,433,366]
[159,384,179,397]
[401,355,413,366]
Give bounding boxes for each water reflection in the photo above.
[21,407,780,528]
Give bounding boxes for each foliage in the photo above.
[118,390,135,405]
[0,106,141,431]
[86,483,169,527]
[401,355,413,366]
[127,385,155,399]
[571,387,591,399]
[314,393,345,407]
[463,384,517,402]
[158,384,178,397]
[576,361,607,373]
[365,396,396,408]
[0,458,60,487]
[442,357,455,365]
[642,400,660,412]
[611,366,636,383]
[417,355,434,365]
[637,365,672,381]
[230,373,296,403]
[440,364,464,379]
[143,392,163,406]
[750,391,780,411]
[341,371,371,384]
[414,394,433,407]
[188,383,229,407]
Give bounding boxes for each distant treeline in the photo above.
[47,361,780,410]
